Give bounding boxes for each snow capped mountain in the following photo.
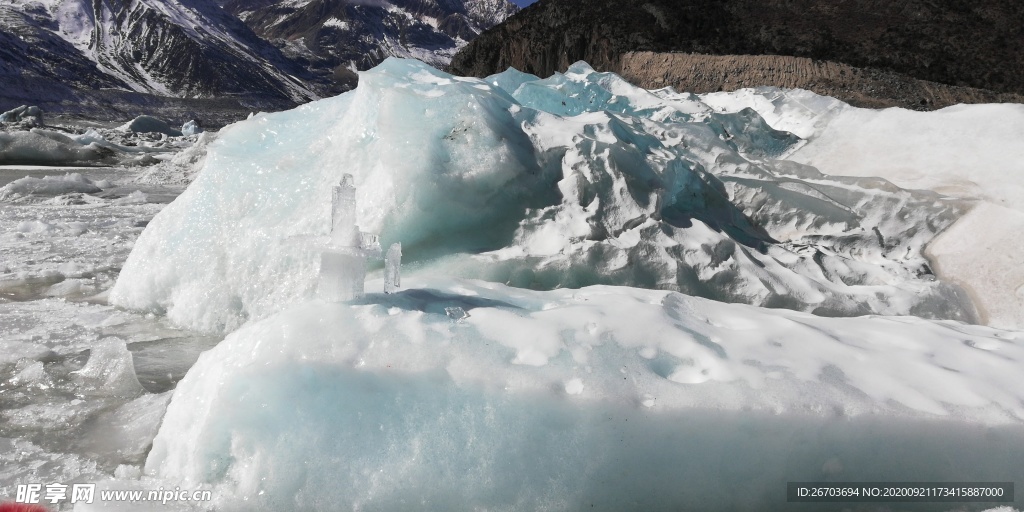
[0,0,318,108]
[0,0,514,115]
[221,0,518,91]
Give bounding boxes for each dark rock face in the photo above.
[451,0,1024,102]
[222,0,518,94]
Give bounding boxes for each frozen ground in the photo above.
[1,60,1023,511]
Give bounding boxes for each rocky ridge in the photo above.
[451,0,1024,109]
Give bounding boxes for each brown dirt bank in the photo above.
[618,52,1024,110]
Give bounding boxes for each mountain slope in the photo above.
[222,0,517,92]
[0,0,319,109]
[450,0,1024,107]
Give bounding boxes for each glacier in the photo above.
[110,58,976,333]
[80,58,1024,512]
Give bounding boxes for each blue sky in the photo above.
[512,0,538,6]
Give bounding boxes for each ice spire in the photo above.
[331,174,358,247]
[384,243,402,294]
[318,174,366,301]
[318,174,401,301]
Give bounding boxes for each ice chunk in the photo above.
[0,342,57,365]
[112,190,149,205]
[486,67,541,95]
[10,360,53,389]
[181,119,203,136]
[73,338,144,398]
[0,173,102,200]
[318,174,376,301]
[134,130,217,185]
[79,392,172,462]
[317,248,366,302]
[0,104,44,126]
[330,174,359,247]
[118,115,183,137]
[444,305,467,321]
[0,130,110,165]
[384,242,402,294]
[145,278,1024,510]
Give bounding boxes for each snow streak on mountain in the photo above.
[1,0,317,104]
[1,0,517,110]
[220,0,518,91]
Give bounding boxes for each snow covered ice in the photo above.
[145,278,1024,511]
[700,88,1024,329]
[4,57,1024,511]
[111,58,977,333]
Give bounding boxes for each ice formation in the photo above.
[0,127,174,166]
[118,115,183,137]
[180,120,203,136]
[7,59,1016,511]
[0,173,103,201]
[0,130,112,165]
[384,242,402,294]
[0,105,44,126]
[697,88,1024,329]
[318,174,399,301]
[145,277,1024,511]
[110,58,977,333]
[72,338,145,398]
[133,131,217,185]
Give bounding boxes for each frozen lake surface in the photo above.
[0,164,221,506]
